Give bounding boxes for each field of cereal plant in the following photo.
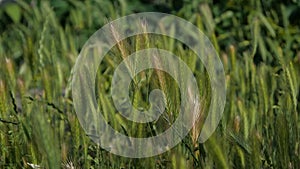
[0,0,299,168]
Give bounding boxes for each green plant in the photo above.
[0,0,299,168]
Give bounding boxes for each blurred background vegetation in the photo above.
[0,0,299,168]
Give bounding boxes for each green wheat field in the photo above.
[0,0,299,168]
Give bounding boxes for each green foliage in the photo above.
[4,3,21,24]
[0,0,299,168]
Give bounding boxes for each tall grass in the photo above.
[0,0,299,168]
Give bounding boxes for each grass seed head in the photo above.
[234,115,241,133]
[5,58,15,80]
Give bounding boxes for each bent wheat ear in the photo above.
[191,98,205,146]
